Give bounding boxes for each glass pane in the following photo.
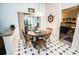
[24,16,41,31]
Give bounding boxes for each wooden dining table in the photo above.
[28,29,50,41]
[28,29,50,36]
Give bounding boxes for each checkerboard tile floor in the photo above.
[14,39,79,55]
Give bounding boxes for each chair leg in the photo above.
[38,48,40,54]
[44,45,47,51]
[25,42,29,48]
[49,38,50,42]
[28,42,31,48]
[25,43,27,48]
[33,45,36,48]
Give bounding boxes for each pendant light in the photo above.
[35,3,43,17]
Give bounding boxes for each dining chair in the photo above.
[22,30,32,48]
[33,38,47,54]
[44,28,53,42]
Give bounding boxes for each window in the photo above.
[24,16,41,33]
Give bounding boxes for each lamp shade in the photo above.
[35,11,43,17]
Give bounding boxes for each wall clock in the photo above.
[48,14,54,23]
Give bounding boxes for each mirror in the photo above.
[24,15,41,34]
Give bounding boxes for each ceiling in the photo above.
[62,5,79,13]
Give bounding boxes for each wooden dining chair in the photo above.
[33,38,47,54]
[44,28,53,42]
[22,30,32,48]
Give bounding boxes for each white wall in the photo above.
[0,4,4,32]
[61,3,79,9]
[45,3,61,40]
[0,3,46,40]
[40,3,46,29]
[72,12,79,50]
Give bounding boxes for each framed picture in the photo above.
[28,8,35,13]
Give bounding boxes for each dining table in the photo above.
[28,29,50,41]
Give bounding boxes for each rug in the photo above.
[64,37,73,42]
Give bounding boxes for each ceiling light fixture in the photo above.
[35,3,43,17]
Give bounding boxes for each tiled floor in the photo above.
[14,39,79,55]
[60,38,72,46]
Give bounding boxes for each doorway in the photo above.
[18,12,41,39]
[59,5,79,46]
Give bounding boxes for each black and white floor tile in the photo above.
[14,39,79,55]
